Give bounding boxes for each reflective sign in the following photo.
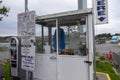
[94,0,108,25]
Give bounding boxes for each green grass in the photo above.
[96,59,120,80]
[4,61,13,80]
[96,53,101,58]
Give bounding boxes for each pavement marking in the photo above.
[106,74,111,80]
[97,72,111,80]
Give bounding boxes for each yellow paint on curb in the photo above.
[97,72,111,80]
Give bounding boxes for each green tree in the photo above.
[95,33,112,40]
[0,0,10,21]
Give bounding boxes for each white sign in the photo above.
[94,0,108,25]
[21,56,35,71]
[18,11,36,71]
[18,11,35,36]
[21,36,35,71]
[21,36,35,56]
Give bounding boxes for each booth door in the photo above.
[57,56,89,80]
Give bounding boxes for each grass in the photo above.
[4,61,13,80]
[96,56,120,80]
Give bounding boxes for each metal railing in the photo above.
[112,52,120,65]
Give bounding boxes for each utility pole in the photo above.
[25,0,29,80]
[78,0,87,9]
[25,0,28,12]
[78,0,87,33]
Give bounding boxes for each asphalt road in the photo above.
[96,73,108,80]
[0,51,9,62]
[96,43,120,54]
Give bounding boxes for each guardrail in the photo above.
[112,52,120,74]
[112,52,120,65]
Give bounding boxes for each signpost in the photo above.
[93,0,108,80]
[18,11,36,71]
[94,0,108,25]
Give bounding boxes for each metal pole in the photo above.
[78,0,87,33]
[78,0,87,9]
[88,14,94,80]
[42,25,44,52]
[92,0,96,80]
[26,71,28,80]
[48,27,52,52]
[56,19,59,80]
[56,18,59,57]
[25,0,29,80]
[25,0,28,12]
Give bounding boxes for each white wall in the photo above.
[34,54,89,80]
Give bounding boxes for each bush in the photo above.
[99,56,106,60]
[96,60,120,80]
[4,61,13,80]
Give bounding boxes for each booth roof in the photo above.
[36,8,92,27]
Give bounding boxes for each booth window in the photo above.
[55,26,88,56]
[36,17,88,56]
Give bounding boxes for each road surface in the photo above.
[96,43,120,54]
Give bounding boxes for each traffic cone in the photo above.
[109,50,112,60]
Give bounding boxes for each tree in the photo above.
[95,33,112,40]
[0,0,10,21]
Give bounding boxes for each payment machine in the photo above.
[10,37,26,80]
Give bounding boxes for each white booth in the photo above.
[34,8,95,80]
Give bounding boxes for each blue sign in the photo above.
[95,0,108,24]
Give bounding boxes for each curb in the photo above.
[97,72,111,80]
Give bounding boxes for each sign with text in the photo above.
[18,11,35,36]
[21,56,35,71]
[21,36,35,71]
[18,11,36,71]
[21,36,35,56]
[94,0,108,25]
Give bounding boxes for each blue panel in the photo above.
[53,28,65,51]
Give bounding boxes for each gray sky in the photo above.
[0,0,120,36]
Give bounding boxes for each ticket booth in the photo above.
[34,8,94,80]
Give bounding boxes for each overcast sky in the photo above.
[0,0,120,36]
